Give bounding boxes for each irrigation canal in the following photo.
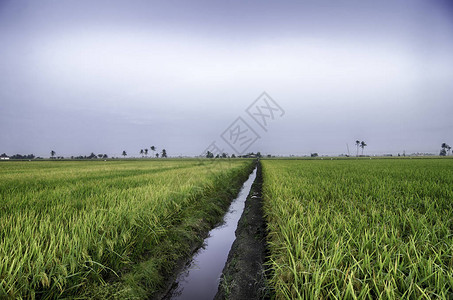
[166,167,257,300]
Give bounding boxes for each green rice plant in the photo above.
[0,159,254,299]
[262,158,453,299]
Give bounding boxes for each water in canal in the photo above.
[168,168,257,300]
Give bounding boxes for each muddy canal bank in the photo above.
[157,161,270,300]
[215,162,269,300]
[156,162,258,300]
[166,168,257,299]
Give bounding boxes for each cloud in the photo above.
[1,0,452,156]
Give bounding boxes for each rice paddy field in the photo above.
[262,158,453,299]
[0,159,254,299]
[2,157,452,299]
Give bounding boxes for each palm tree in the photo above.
[150,146,156,158]
[140,149,144,158]
[360,141,367,156]
[155,153,159,158]
[161,149,167,158]
[144,149,148,157]
[440,143,448,156]
[122,150,127,158]
[50,150,56,159]
[355,140,360,157]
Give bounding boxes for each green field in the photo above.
[262,158,453,299]
[0,159,254,299]
[2,158,452,299]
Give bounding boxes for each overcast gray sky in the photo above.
[1,0,452,157]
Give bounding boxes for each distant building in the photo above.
[0,157,10,160]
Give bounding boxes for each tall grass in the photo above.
[0,159,253,298]
[262,159,453,299]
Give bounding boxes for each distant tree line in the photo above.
[0,153,37,159]
[440,143,451,156]
[2,142,452,159]
[69,153,108,159]
[205,151,262,159]
[355,140,367,156]
[122,146,168,159]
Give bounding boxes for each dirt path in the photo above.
[214,162,270,300]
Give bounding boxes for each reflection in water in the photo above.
[168,168,257,300]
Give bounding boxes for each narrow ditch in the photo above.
[163,165,264,300]
[214,161,269,299]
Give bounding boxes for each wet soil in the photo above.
[156,164,258,300]
[166,168,257,300]
[214,162,269,300]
